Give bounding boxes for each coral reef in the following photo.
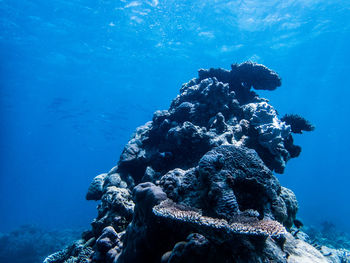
[86,173,107,201]
[283,232,329,263]
[43,239,94,263]
[115,61,298,185]
[159,144,296,230]
[303,222,350,250]
[0,225,81,263]
[291,226,350,263]
[45,62,350,263]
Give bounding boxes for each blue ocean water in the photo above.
[0,0,349,239]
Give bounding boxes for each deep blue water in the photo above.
[0,0,349,234]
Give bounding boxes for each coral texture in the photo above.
[86,173,107,201]
[281,114,315,134]
[159,144,297,230]
[44,62,346,263]
[153,199,287,239]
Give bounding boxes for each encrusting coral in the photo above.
[44,62,350,263]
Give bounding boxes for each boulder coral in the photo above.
[44,62,349,263]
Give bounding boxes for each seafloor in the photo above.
[36,62,350,263]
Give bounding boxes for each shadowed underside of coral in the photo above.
[44,62,327,263]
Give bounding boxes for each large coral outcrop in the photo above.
[159,145,296,229]
[44,62,344,263]
[113,62,299,186]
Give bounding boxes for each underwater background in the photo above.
[0,0,350,261]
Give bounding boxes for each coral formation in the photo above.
[45,62,350,263]
[303,222,350,251]
[159,144,297,231]
[281,114,315,134]
[86,173,107,201]
[291,228,350,263]
[111,61,307,181]
[43,239,94,263]
[153,199,287,239]
[160,233,213,263]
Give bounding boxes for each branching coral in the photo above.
[281,114,315,134]
[44,250,69,263]
[43,240,93,263]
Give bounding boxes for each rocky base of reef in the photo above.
[303,223,350,250]
[43,180,350,263]
[290,229,350,263]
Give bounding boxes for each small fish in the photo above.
[293,219,303,229]
[159,152,173,159]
